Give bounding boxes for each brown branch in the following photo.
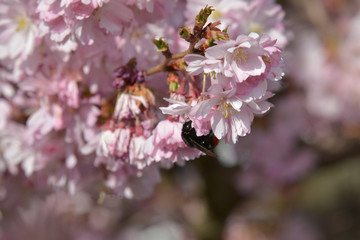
[172,42,197,59]
[144,40,198,76]
[144,58,171,76]
[143,6,215,77]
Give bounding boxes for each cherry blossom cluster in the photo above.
[0,0,286,199]
[4,1,360,239]
[178,32,284,144]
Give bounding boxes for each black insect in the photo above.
[181,120,219,157]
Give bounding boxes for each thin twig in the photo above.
[144,42,198,76]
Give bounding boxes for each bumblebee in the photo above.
[181,121,219,157]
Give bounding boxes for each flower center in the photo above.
[233,47,249,64]
[130,29,142,40]
[218,98,235,118]
[248,22,263,33]
[16,16,30,32]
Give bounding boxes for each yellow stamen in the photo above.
[233,47,249,64]
[202,73,206,92]
[218,98,234,118]
[262,55,271,63]
[212,71,216,79]
[15,16,30,32]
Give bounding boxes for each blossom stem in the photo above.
[144,42,197,76]
[144,16,202,77]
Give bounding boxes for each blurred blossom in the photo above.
[0,0,38,61]
[120,221,196,240]
[117,21,178,70]
[104,165,161,199]
[144,120,203,166]
[0,123,36,176]
[0,0,286,199]
[235,94,317,191]
[4,0,355,239]
[290,11,360,126]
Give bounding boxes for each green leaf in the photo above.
[153,38,168,52]
[195,5,214,29]
[179,27,191,41]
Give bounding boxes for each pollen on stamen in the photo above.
[262,55,271,63]
[233,47,249,64]
[218,100,234,118]
[211,71,217,79]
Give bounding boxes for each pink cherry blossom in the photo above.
[58,75,81,108]
[159,96,191,116]
[185,32,278,83]
[97,128,131,159]
[128,135,150,169]
[211,32,268,81]
[113,93,147,120]
[129,0,177,24]
[0,123,36,176]
[0,0,39,61]
[37,0,132,52]
[25,104,63,144]
[228,0,287,47]
[117,20,177,70]
[0,1,299,231]
[144,120,203,166]
[191,84,251,144]
[190,78,273,144]
[184,53,225,76]
[97,0,134,35]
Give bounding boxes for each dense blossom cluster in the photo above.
[0,0,285,199]
[183,33,283,144]
[3,0,360,239]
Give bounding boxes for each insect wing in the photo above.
[190,138,217,158]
